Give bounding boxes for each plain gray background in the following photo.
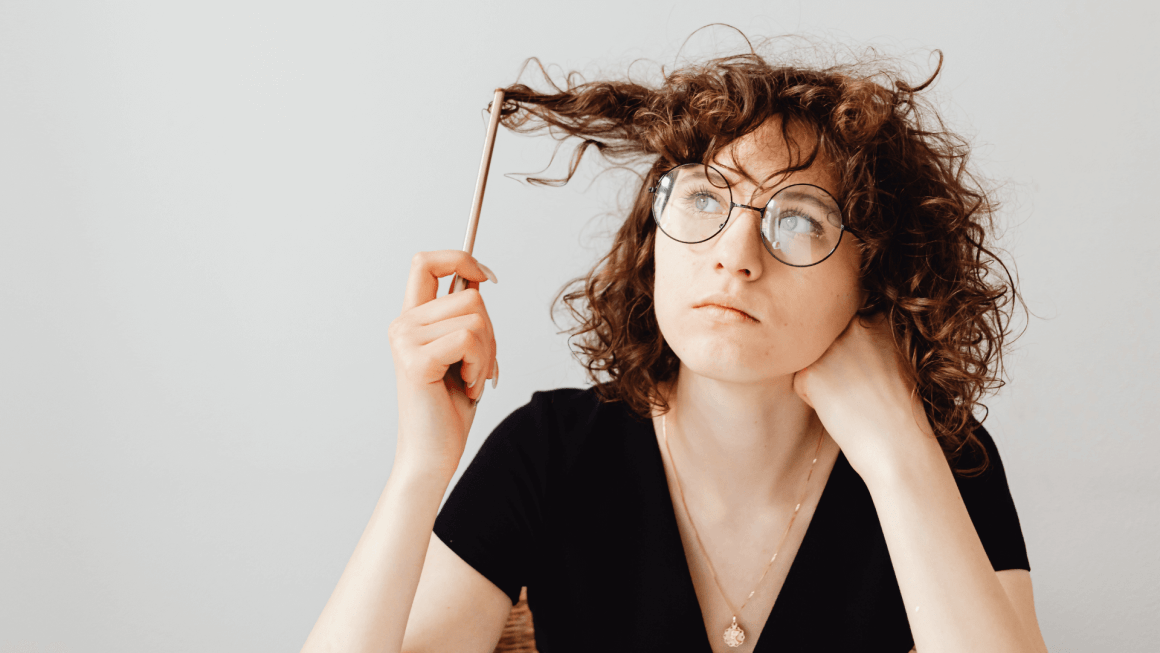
[2,0,1157,651]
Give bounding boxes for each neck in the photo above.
[661,363,824,517]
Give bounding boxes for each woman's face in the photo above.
[653,117,864,385]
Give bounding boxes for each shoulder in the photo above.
[499,386,602,438]
[951,421,1010,481]
[488,386,648,471]
[526,386,604,423]
[949,421,1032,571]
[530,385,646,433]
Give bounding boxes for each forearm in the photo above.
[301,460,452,653]
[865,435,1038,653]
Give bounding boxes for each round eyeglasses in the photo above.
[648,163,849,268]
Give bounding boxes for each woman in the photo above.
[302,40,1049,653]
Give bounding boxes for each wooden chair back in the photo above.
[492,586,538,653]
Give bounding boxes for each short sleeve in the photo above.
[954,424,1031,572]
[433,392,554,605]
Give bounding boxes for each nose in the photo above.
[713,205,766,280]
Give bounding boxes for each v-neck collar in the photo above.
[636,413,850,653]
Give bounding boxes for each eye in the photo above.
[693,193,720,212]
[679,186,726,215]
[777,212,821,236]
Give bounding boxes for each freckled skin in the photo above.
[653,118,864,384]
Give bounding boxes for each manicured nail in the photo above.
[491,358,499,389]
[466,378,476,389]
[478,263,499,284]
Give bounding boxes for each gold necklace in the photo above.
[661,413,825,648]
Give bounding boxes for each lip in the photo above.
[693,296,760,322]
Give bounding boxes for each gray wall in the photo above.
[2,1,1157,651]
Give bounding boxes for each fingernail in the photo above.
[466,378,476,388]
[478,263,499,284]
[491,358,499,389]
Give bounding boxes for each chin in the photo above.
[656,305,834,382]
[671,337,804,384]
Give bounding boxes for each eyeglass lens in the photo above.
[652,164,844,267]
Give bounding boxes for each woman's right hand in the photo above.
[388,250,499,480]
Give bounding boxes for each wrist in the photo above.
[389,455,457,494]
[860,427,947,493]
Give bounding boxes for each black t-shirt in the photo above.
[433,387,1030,652]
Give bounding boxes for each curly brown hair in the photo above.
[496,37,1021,476]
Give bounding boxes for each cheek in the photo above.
[773,257,863,366]
[650,231,863,378]
[651,235,685,336]
[833,237,865,312]
[804,250,863,348]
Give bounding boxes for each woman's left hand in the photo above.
[792,313,937,481]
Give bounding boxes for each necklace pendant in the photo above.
[723,616,746,648]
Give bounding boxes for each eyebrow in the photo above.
[682,165,779,193]
[772,189,837,211]
[713,163,772,190]
[679,167,731,189]
[679,165,839,209]
[770,189,842,227]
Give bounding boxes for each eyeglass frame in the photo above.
[646,163,854,268]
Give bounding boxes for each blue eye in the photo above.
[778,213,821,236]
[692,193,722,213]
